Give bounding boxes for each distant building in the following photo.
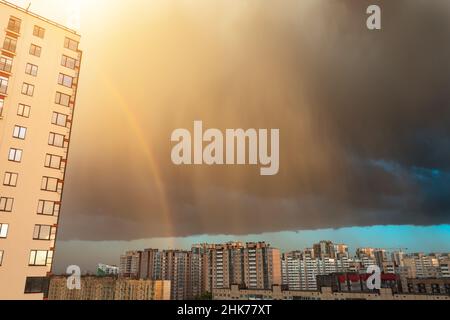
[47,276,170,300]
[406,278,450,296]
[198,242,282,292]
[313,241,336,259]
[119,251,141,278]
[97,264,119,276]
[316,272,402,294]
[213,284,449,301]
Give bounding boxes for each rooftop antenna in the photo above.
[26,2,31,12]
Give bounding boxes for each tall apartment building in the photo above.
[281,244,377,291]
[121,248,204,300]
[0,1,82,299]
[139,248,161,280]
[160,250,190,300]
[201,242,282,292]
[313,241,336,259]
[243,242,281,289]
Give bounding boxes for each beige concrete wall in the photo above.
[0,1,81,299]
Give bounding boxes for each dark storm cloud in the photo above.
[59,0,450,241]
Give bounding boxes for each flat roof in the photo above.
[0,0,80,36]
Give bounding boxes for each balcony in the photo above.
[7,17,21,35]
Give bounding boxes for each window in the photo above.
[0,197,14,212]
[3,172,18,187]
[0,56,13,73]
[8,148,22,162]
[0,99,4,117]
[0,224,8,238]
[55,92,71,106]
[33,25,45,38]
[29,250,53,266]
[13,125,27,140]
[0,251,3,266]
[18,103,31,118]
[29,44,41,57]
[61,55,77,69]
[58,73,73,87]
[25,277,50,294]
[45,154,62,169]
[37,200,60,217]
[41,176,61,192]
[52,112,68,127]
[33,225,56,241]
[7,16,21,33]
[64,37,79,51]
[3,37,17,53]
[48,132,65,148]
[21,83,35,96]
[25,63,38,76]
[0,77,8,94]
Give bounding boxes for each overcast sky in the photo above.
[8,0,450,272]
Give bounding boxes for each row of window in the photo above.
[1,91,71,111]
[3,156,64,187]
[8,135,65,162]
[3,173,63,193]
[0,53,78,74]
[11,115,68,140]
[0,197,60,216]
[13,73,74,98]
[1,55,76,97]
[7,16,45,39]
[6,16,79,51]
[0,250,54,267]
[0,224,55,241]
[3,35,79,54]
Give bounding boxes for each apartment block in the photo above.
[198,242,281,292]
[213,284,449,301]
[0,0,82,299]
[47,276,171,300]
[119,251,141,278]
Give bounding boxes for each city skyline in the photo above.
[2,0,449,287]
[113,239,450,300]
[55,229,450,274]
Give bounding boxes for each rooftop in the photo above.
[0,0,80,36]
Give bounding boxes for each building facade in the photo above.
[213,284,449,301]
[0,0,82,299]
[47,276,171,300]
[119,251,141,278]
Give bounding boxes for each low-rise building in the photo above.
[213,284,449,301]
[406,278,450,296]
[47,276,170,300]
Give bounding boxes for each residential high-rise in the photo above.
[194,242,282,292]
[0,1,82,299]
[139,248,161,280]
[119,251,142,278]
[313,241,336,259]
[243,242,281,290]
